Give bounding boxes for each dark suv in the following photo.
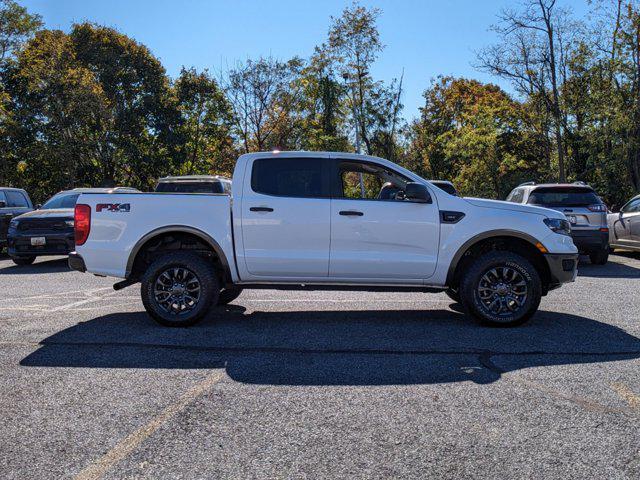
[0,188,34,251]
[506,182,609,264]
[7,187,137,265]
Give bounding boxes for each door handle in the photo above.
[339,210,364,216]
[250,207,274,212]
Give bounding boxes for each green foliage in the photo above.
[409,77,546,199]
[175,67,235,176]
[0,0,41,62]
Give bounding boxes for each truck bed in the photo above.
[76,193,234,278]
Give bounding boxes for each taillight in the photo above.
[74,204,91,246]
[588,204,607,212]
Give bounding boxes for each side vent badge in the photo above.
[440,211,465,224]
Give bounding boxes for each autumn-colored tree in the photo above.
[409,77,546,198]
[174,67,235,176]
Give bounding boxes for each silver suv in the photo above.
[506,182,609,264]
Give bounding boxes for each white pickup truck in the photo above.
[69,151,578,327]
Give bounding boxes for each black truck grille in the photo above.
[18,219,69,232]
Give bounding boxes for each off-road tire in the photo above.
[11,255,36,266]
[141,252,219,327]
[460,251,542,327]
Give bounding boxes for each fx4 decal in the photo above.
[96,203,131,213]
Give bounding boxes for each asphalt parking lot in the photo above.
[0,253,639,479]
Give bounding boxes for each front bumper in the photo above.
[570,229,609,253]
[68,251,86,272]
[7,231,74,257]
[544,253,579,288]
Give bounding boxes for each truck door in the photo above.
[328,159,440,280]
[240,156,332,278]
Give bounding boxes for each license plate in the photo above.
[30,237,46,246]
[567,215,577,224]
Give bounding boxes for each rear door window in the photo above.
[527,188,600,206]
[251,157,329,198]
[6,190,30,208]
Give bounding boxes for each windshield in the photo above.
[527,188,600,207]
[41,193,80,209]
[156,182,224,194]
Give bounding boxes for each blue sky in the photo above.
[22,0,590,119]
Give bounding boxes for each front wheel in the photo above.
[11,255,36,266]
[460,251,542,327]
[140,252,219,327]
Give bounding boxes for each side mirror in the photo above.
[0,201,6,208]
[404,182,432,203]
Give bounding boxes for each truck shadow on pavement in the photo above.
[20,307,640,386]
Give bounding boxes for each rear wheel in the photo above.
[11,255,36,266]
[460,251,541,327]
[217,286,243,305]
[141,252,219,327]
[589,248,609,265]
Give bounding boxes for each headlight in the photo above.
[9,219,19,229]
[65,220,74,227]
[544,218,571,236]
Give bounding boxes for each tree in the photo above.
[175,67,235,175]
[69,23,181,189]
[327,1,379,154]
[223,56,304,153]
[0,0,41,187]
[409,77,545,198]
[3,29,107,199]
[297,46,350,152]
[478,0,574,182]
[0,0,41,63]
[4,23,181,198]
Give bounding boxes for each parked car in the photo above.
[0,188,33,251]
[506,182,609,264]
[7,187,138,265]
[608,194,640,252]
[428,180,458,196]
[155,175,231,194]
[69,151,578,328]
